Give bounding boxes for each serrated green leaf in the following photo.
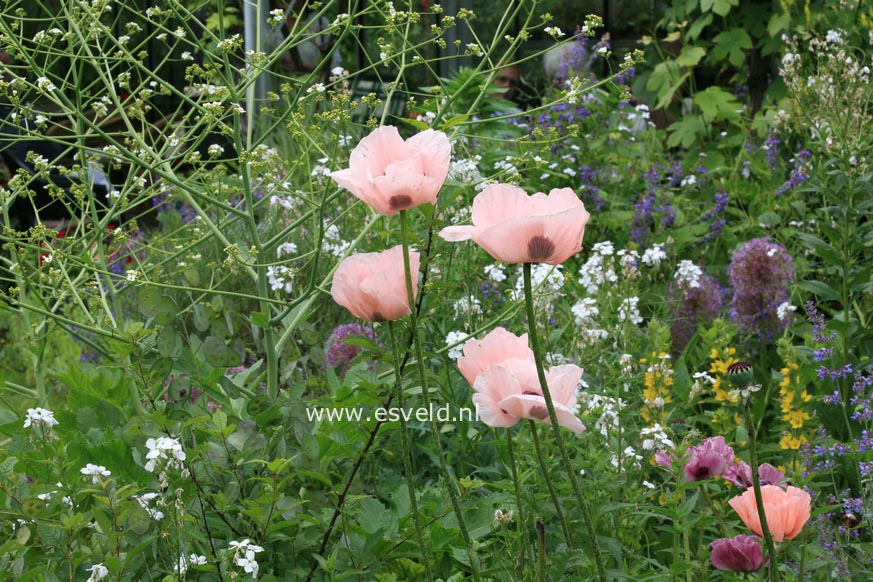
[0,456,17,479]
[712,28,753,67]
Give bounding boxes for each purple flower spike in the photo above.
[683,436,734,482]
[324,323,377,375]
[710,535,766,572]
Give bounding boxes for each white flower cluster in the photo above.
[80,463,111,484]
[510,263,564,312]
[144,436,186,473]
[23,407,58,430]
[776,301,796,321]
[484,263,506,283]
[570,297,608,346]
[640,423,674,451]
[175,554,208,575]
[453,296,481,318]
[445,330,471,360]
[611,446,642,469]
[578,392,625,437]
[229,539,265,579]
[86,564,109,582]
[673,260,703,288]
[448,156,483,187]
[578,249,617,295]
[322,224,350,257]
[135,492,164,521]
[617,296,642,325]
[641,243,667,267]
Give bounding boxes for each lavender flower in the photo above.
[776,150,811,196]
[323,323,377,375]
[728,237,795,338]
[710,535,766,572]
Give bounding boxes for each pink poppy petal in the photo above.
[469,184,533,229]
[472,364,524,428]
[348,126,408,175]
[439,225,477,242]
[499,394,586,433]
[457,328,532,386]
[545,364,584,408]
[406,129,451,183]
[370,173,441,216]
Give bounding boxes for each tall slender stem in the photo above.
[387,321,434,580]
[529,420,573,548]
[399,210,481,580]
[505,428,528,577]
[523,262,606,582]
[743,403,780,581]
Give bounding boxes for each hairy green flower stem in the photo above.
[505,429,529,576]
[387,321,435,581]
[523,262,607,582]
[399,210,482,580]
[742,402,780,582]
[528,420,574,548]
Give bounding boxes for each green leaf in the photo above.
[0,456,17,479]
[202,336,241,367]
[701,0,738,16]
[767,12,791,38]
[666,115,706,148]
[712,28,753,67]
[686,13,713,41]
[676,46,706,68]
[692,86,741,121]
[193,304,210,332]
[797,280,840,302]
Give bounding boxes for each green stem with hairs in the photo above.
[528,420,574,549]
[505,428,528,577]
[399,210,481,580]
[743,403,780,582]
[387,321,434,581]
[523,262,606,582]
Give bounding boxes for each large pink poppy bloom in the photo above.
[710,535,766,572]
[330,245,418,322]
[330,126,451,216]
[728,485,811,542]
[457,327,534,387]
[472,361,586,433]
[439,184,590,265]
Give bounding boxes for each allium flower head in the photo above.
[728,238,795,337]
[710,535,766,572]
[668,273,724,352]
[683,436,734,482]
[323,323,377,374]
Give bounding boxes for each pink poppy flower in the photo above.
[710,535,766,572]
[473,361,586,433]
[330,245,418,322]
[683,436,735,482]
[439,184,590,265]
[330,126,451,216]
[724,461,786,490]
[457,327,534,387]
[729,485,812,542]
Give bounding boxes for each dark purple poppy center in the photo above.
[527,235,555,261]
[389,194,413,210]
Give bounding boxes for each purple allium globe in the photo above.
[324,323,377,375]
[727,237,795,338]
[668,273,724,352]
[710,535,766,572]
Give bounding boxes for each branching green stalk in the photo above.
[743,404,780,582]
[388,321,434,581]
[523,262,607,582]
[399,210,481,580]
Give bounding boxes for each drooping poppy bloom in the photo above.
[723,461,786,490]
[456,327,586,433]
[683,436,735,482]
[710,535,766,572]
[729,485,812,542]
[473,361,586,433]
[439,184,590,265]
[457,327,533,387]
[330,245,418,322]
[330,126,451,216]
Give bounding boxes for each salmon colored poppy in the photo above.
[439,184,590,265]
[330,245,418,322]
[330,126,451,216]
[457,327,533,387]
[728,485,811,542]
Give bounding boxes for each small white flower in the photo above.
[207,144,224,156]
[544,26,565,38]
[144,436,186,473]
[125,270,138,283]
[86,563,109,582]
[331,66,346,77]
[267,266,294,294]
[641,243,666,267]
[776,301,796,321]
[80,464,111,484]
[617,296,642,325]
[674,260,702,288]
[276,242,298,258]
[484,263,506,283]
[24,407,59,430]
[680,175,697,187]
[306,83,326,94]
[181,51,193,61]
[36,77,56,92]
[453,296,481,318]
[445,331,470,360]
[135,492,165,521]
